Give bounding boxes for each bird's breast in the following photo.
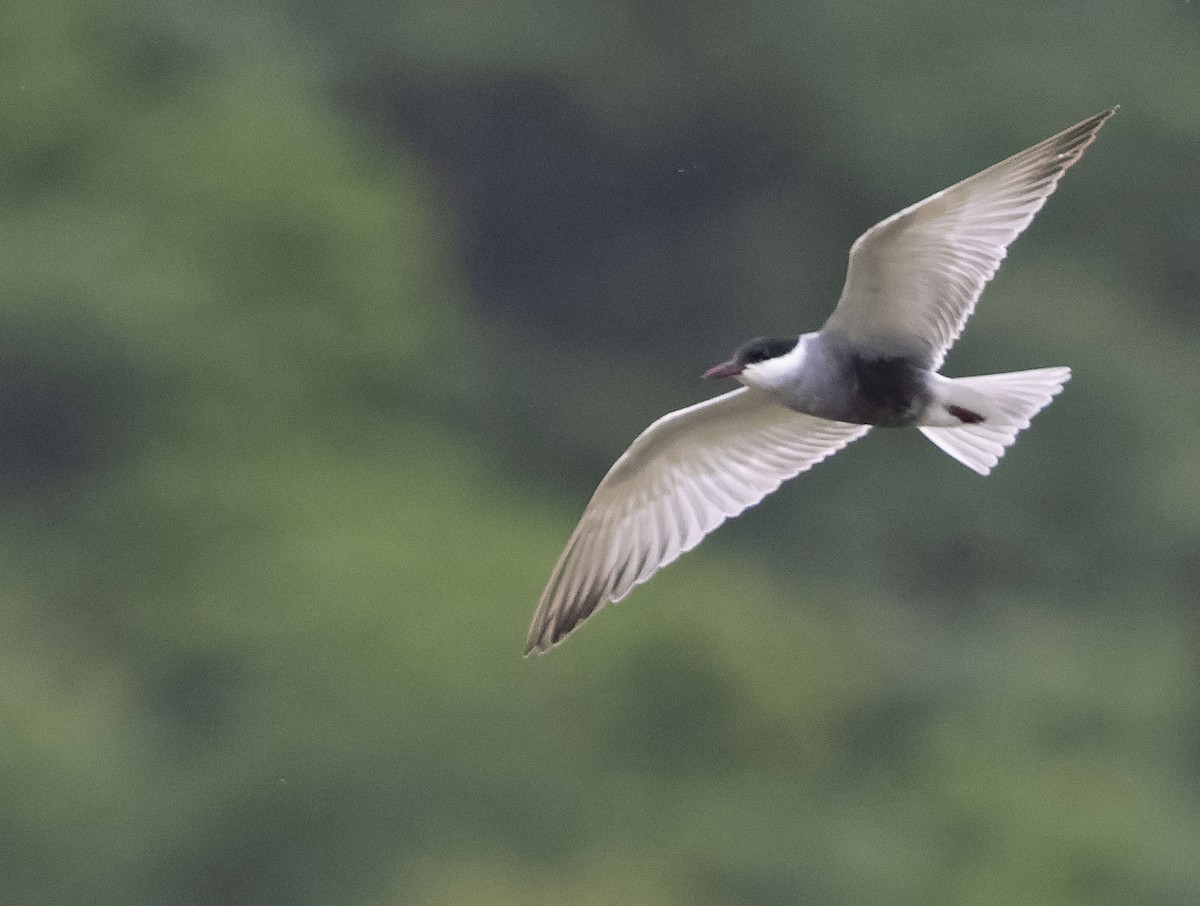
[843,355,932,427]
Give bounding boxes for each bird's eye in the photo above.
[742,342,768,364]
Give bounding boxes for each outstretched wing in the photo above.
[526,388,870,653]
[821,108,1115,370]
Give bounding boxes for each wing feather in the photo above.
[525,388,870,653]
[822,109,1116,369]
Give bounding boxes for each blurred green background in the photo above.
[2,1,1199,903]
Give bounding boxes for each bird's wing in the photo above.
[525,388,870,653]
[821,108,1115,370]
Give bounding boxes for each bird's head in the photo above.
[703,335,803,390]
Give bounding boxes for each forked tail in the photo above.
[920,367,1071,475]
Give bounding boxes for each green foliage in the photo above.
[1,1,1198,904]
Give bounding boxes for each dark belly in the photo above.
[846,356,931,427]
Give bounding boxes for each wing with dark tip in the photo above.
[821,108,1116,369]
[525,388,870,653]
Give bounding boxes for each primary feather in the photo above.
[823,108,1116,369]
[525,389,868,652]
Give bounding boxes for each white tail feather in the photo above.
[920,367,1071,475]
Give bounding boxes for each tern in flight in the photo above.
[526,108,1116,654]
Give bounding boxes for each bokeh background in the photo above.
[3,1,1199,904]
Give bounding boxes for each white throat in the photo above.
[738,335,810,392]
